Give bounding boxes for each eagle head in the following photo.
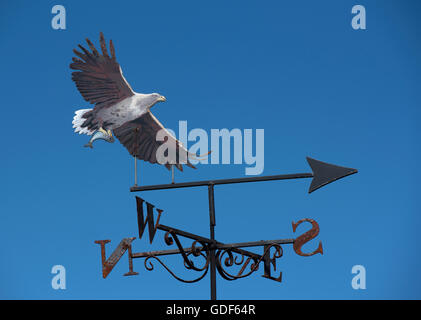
[148,93,166,107]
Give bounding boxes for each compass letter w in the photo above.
[136,196,163,244]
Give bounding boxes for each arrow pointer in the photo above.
[306,157,357,193]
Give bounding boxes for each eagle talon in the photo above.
[98,127,114,141]
[98,127,108,135]
[84,127,114,148]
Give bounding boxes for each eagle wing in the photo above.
[113,111,196,171]
[70,32,134,110]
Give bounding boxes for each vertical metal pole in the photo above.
[134,156,138,186]
[208,183,216,300]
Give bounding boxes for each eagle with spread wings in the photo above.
[71,32,197,171]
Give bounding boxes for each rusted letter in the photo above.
[292,218,323,257]
[261,244,282,283]
[136,196,163,244]
[94,237,136,278]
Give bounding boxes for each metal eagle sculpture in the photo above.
[71,32,197,171]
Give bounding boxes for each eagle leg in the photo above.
[96,117,113,140]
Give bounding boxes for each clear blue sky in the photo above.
[0,0,420,299]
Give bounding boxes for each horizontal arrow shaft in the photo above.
[130,173,313,192]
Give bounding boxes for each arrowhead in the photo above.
[307,157,357,193]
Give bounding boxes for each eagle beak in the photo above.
[158,95,166,102]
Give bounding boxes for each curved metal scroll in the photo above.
[215,244,284,281]
[140,230,211,283]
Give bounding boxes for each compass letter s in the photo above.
[292,218,323,257]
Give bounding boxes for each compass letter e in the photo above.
[292,218,323,257]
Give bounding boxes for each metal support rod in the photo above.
[134,156,138,186]
[208,184,217,300]
[131,246,202,259]
[130,242,264,260]
[158,224,216,245]
[216,238,295,250]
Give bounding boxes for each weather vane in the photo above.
[70,33,358,300]
[94,157,357,300]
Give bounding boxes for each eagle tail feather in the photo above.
[72,108,95,135]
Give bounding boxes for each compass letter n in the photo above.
[94,238,136,278]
